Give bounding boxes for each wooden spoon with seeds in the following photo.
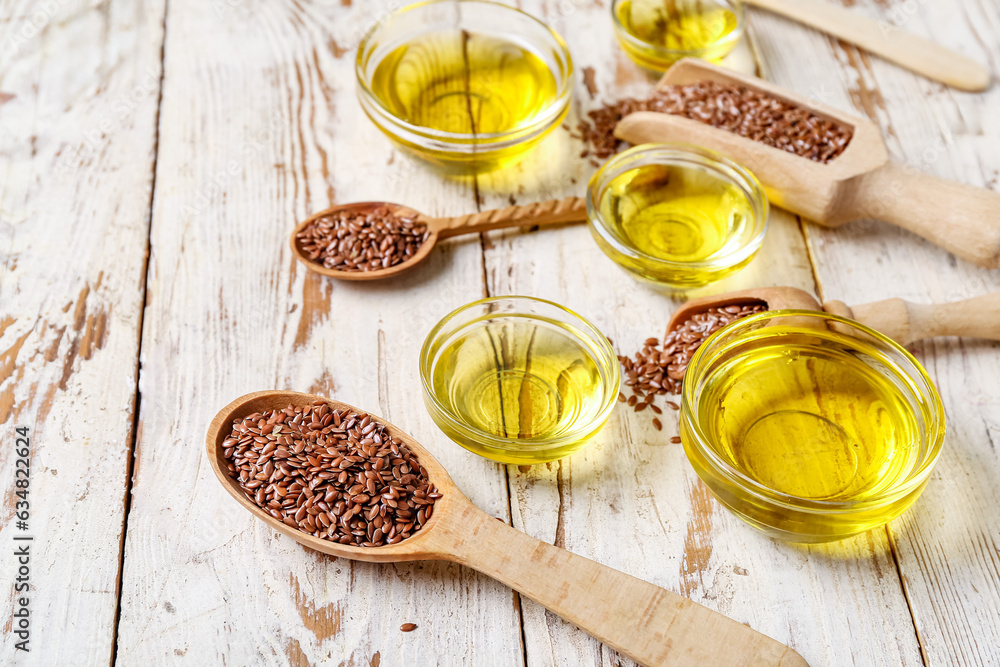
[668,287,1000,345]
[208,390,807,667]
[290,197,586,281]
[614,59,1000,268]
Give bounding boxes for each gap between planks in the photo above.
[108,1,171,665]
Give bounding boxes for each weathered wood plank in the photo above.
[749,0,1000,664]
[116,1,523,664]
[479,2,924,665]
[0,0,165,663]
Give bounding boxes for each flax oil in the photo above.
[681,315,944,541]
[428,314,614,464]
[595,161,758,285]
[613,0,742,70]
[366,29,564,170]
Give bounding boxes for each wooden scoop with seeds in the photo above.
[208,390,807,667]
[290,197,586,281]
[668,286,1000,345]
[614,59,1000,269]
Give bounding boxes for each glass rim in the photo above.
[586,142,769,271]
[610,0,746,59]
[355,0,575,144]
[680,309,947,513]
[419,295,620,450]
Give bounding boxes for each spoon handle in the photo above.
[442,503,806,667]
[431,197,587,240]
[827,292,1000,346]
[847,162,1000,269]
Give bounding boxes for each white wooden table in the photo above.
[2,1,998,665]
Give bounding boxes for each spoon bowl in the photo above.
[290,197,587,281]
[206,390,806,666]
[206,390,460,562]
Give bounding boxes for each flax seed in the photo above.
[223,401,439,547]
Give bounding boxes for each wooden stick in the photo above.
[743,0,991,91]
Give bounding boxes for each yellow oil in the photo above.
[368,30,561,169]
[685,326,934,540]
[430,316,610,464]
[596,162,755,285]
[615,0,740,70]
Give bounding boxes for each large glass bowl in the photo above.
[680,310,946,543]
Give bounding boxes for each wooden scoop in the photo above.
[290,198,586,281]
[667,286,1000,345]
[207,390,807,667]
[614,59,1000,269]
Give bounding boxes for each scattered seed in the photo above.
[618,304,766,398]
[400,623,417,632]
[670,436,682,444]
[576,81,852,163]
[223,400,439,547]
[652,418,662,431]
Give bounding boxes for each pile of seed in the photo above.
[222,400,441,547]
[577,81,852,163]
[296,206,429,272]
[618,303,767,418]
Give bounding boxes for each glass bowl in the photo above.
[356,0,574,173]
[611,0,745,71]
[586,143,768,289]
[680,310,946,543]
[419,296,620,464]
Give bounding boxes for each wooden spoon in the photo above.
[290,198,586,281]
[613,59,1000,268]
[667,286,1000,345]
[742,0,991,92]
[207,390,808,667]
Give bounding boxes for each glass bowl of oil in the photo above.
[420,296,620,464]
[586,143,768,289]
[680,310,946,543]
[355,0,574,173]
[611,0,745,71]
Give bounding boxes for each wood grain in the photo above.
[0,0,164,663]
[750,0,1000,663]
[115,1,521,665]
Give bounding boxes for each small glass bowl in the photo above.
[680,310,946,543]
[355,0,574,173]
[611,0,745,71]
[419,296,620,464]
[586,143,768,289]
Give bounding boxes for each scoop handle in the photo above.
[825,292,1000,345]
[441,503,806,667]
[430,197,586,239]
[845,162,1000,268]
[743,0,991,91]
